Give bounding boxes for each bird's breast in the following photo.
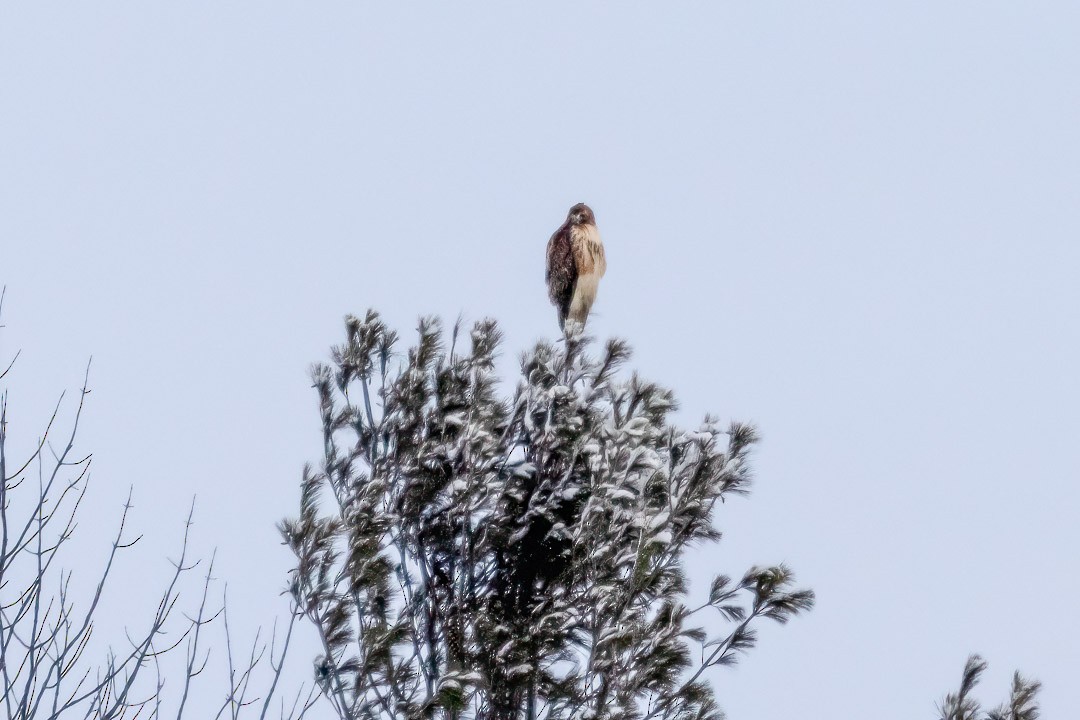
[570,224,606,278]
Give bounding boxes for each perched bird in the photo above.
[545,203,607,332]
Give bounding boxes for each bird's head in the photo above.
[567,203,595,226]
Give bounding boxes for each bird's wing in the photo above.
[546,225,577,320]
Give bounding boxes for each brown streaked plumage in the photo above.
[545,203,606,332]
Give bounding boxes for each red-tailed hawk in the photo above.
[546,203,607,332]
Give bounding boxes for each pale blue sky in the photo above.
[2,3,1078,717]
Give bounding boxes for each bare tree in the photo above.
[282,311,815,720]
[0,289,316,719]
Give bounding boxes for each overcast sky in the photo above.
[2,3,1078,718]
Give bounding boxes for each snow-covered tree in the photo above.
[282,311,814,720]
[938,656,1041,720]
